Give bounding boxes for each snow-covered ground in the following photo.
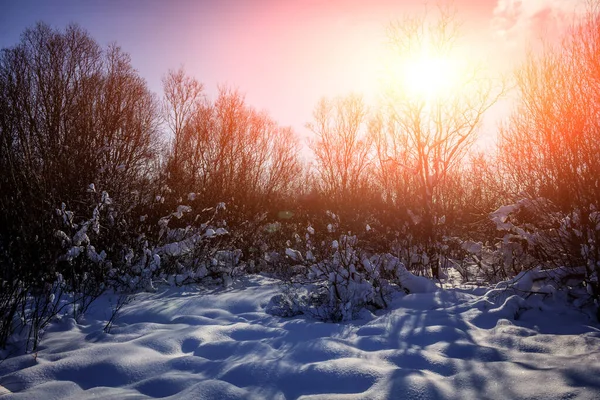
[1,275,599,399]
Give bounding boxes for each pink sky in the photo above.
[0,0,586,146]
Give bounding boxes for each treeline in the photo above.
[2,6,600,349]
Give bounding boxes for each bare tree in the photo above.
[0,24,161,206]
[166,84,303,208]
[369,111,419,208]
[0,23,162,347]
[384,6,503,276]
[499,3,600,303]
[162,67,204,191]
[308,94,373,207]
[499,7,600,210]
[97,44,162,199]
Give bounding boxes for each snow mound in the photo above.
[397,265,439,294]
[1,275,599,399]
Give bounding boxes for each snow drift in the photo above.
[0,274,599,399]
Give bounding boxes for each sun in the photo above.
[403,54,460,99]
[384,50,464,102]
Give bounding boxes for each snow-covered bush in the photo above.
[88,192,244,290]
[0,185,248,354]
[267,218,438,322]
[558,207,600,310]
[486,199,600,317]
[267,246,438,322]
[435,200,561,286]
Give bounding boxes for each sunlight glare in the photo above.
[385,50,464,102]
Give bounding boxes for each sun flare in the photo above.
[385,51,464,101]
[404,55,458,98]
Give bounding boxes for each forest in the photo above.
[0,5,600,397]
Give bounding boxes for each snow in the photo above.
[490,204,519,231]
[395,263,439,294]
[462,240,482,255]
[1,274,599,399]
[215,227,228,236]
[285,248,303,262]
[203,228,216,238]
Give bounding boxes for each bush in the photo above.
[266,214,438,322]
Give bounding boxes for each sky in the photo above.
[0,0,587,147]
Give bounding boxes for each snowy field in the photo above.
[0,275,599,400]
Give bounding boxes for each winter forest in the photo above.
[1,2,600,399]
